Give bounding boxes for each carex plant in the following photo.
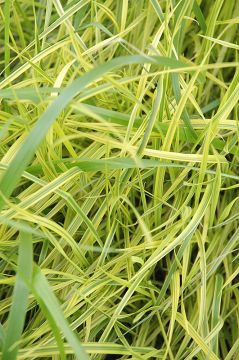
[0,1,239,359]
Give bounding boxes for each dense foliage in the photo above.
[0,1,239,359]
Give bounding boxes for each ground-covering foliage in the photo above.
[0,0,239,359]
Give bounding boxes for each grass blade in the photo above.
[30,265,89,360]
[2,230,33,360]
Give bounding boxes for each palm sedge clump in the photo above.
[0,0,238,359]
